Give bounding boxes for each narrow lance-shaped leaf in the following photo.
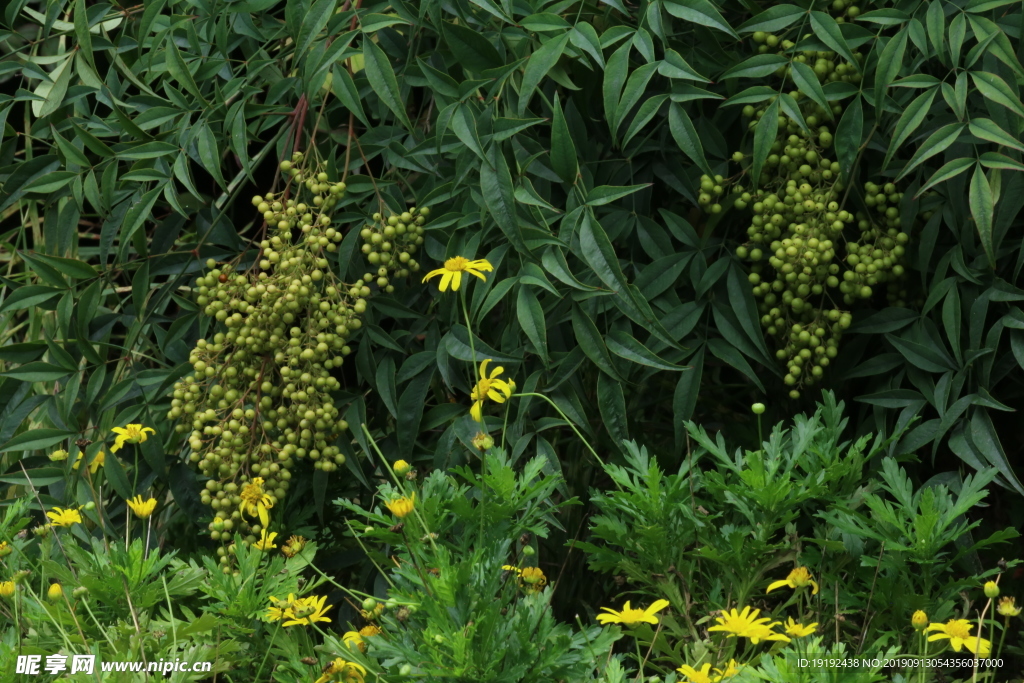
[669,102,714,177]
[885,87,938,169]
[663,0,740,39]
[916,157,975,196]
[363,38,413,130]
[835,95,863,183]
[751,97,780,188]
[971,70,1024,119]
[738,4,806,33]
[969,163,996,268]
[518,32,571,117]
[874,29,908,111]
[895,123,964,182]
[790,61,831,118]
[550,94,577,184]
[969,118,1024,154]
[517,285,549,362]
[810,11,858,66]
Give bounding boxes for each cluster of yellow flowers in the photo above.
[421,256,517,425]
[594,568,830,682]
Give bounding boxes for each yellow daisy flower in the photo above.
[46,507,82,527]
[253,529,278,551]
[239,477,274,528]
[596,599,670,626]
[422,256,493,292]
[266,594,297,622]
[766,566,820,595]
[283,594,332,627]
[708,606,790,644]
[385,492,415,518]
[783,617,818,638]
[342,630,366,653]
[126,495,157,518]
[314,658,366,683]
[926,619,992,656]
[677,663,714,683]
[520,566,547,593]
[713,659,744,680]
[359,624,382,637]
[73,450,104,473]
[110,424,155,452]
[469,359,516,422]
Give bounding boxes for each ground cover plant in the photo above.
[0,0,1023,681]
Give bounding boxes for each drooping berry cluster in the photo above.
[169,152,364,554]
[696,52,912,398]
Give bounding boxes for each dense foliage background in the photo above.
[1,0,1024,680]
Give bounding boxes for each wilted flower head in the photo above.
[997,597,1021,618]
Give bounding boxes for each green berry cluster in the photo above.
[358,207,429,292]
[169,153,361,548]
[839,182,911,307]
[751,34,864,85]
[703,91,914,398]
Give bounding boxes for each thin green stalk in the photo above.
[994,616,1009,668]
[460,290,486,553]
[254,622,283,680]
[511,392,612,475]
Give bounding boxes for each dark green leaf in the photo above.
[517,286,549,363]
[663,0,739,39]
[969,164,995,268]
[519,33,571,117]
[895,122,964,182]
[738,5,806,33]
[364,38,413,130]
[835,95,863,183]
[751,97,780,188]
[0,428,75,453]
[550,95,578,184]
[597,372,629,451]
[668,103,714,177]
[571,304,626,383]
[606,330,681,371]
[810,11,858,66]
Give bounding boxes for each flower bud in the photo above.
[752,403,766,415]
[984,581,1000,599]
[393,460,411,476]
[912,610,928,630]
[47,583,64,601]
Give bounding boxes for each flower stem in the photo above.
[512,392,609,473]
